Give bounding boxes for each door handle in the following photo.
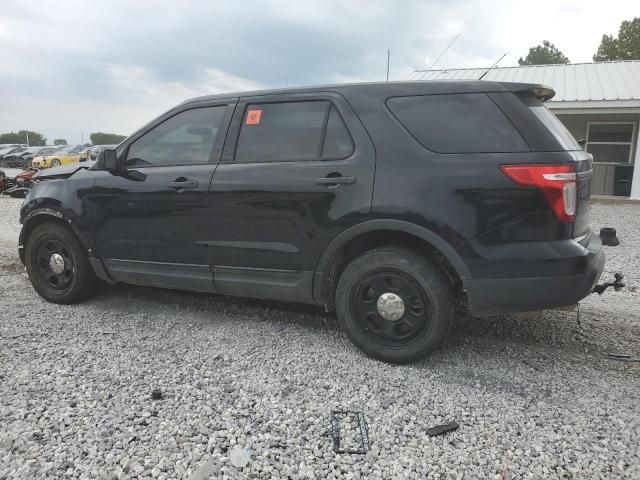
[167,179,199,190]
[315,176,357,186]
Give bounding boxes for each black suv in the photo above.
[19,81,604,363]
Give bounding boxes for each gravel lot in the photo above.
[1,196,639,479]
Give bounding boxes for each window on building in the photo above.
[235,101,354,163]
[586,123,635,164]
[386,93,529,153]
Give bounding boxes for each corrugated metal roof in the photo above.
[408,61,640,103]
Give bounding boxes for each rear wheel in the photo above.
[25,223,98,304]
[50,159,61,167]
[335,247,453,364]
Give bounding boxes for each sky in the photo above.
[0,0,637,145]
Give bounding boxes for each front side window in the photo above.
[235,101,354,163]
[126,106,226,167]
[586,123,635,164]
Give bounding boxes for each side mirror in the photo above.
[101,149,120,171]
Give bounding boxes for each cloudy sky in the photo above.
[0,0,637,144]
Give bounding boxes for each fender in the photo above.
[19,207,93,263]
[312,219,472,303]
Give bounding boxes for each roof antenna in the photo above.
[386,49,391,82]
[479,53,507,80]
[427,33,460,70]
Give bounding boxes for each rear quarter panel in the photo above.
[343,88,577,280]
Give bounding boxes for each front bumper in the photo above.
[465,234,605,315]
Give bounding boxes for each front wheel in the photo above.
[25,223,98,304]
[335,247,453,364]
[50,159,61,167]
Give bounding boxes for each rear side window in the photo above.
[387,93,529,153]
[235,101,354,163]
[322,106,354,159]
[526,98,582,151]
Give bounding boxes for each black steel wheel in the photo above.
[351,270,431,346]
[25,223,98,304]
[336,247,453,364]
[34,238,75,291]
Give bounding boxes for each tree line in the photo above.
[0,131,126,147]
[519,17,639,65]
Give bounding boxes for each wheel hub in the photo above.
[376,292,405,321]
[49,253,65,275]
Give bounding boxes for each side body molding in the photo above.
[312,219,471,303]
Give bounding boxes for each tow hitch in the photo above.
[593,273,625,295]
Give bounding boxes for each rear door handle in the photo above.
[315,176,357,186]
[167,179,199,190]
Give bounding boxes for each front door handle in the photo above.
[167,179,199,191]
[315,176,357,186]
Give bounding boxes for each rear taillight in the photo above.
[500,164,577,222]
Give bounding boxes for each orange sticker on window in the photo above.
[246,109,262,125]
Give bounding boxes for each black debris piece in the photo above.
[331,410,370,454]
[608,352,631,359]
[427,421,459,437]
[151,388,163,400]
[599,227,620,246]
[607,353,640,363]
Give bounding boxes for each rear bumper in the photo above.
[465,234,605,315]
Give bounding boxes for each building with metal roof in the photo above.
[409,61,640,198]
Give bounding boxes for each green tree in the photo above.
[53,138,67,145]
[593,17,640,61]
[518,40,570,65]
[0,130,47,146]
[90,132,127,145]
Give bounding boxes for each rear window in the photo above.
[386,93,529,153]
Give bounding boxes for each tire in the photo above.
[24,223,98,304]
[335,247,453,364]
[50,159,61,167]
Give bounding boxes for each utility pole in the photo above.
[26,131,30,147]
[386,49,390,82]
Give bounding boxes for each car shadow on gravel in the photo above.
[87,282,341,332]
[87,282,584,350]
[81,280,639,365]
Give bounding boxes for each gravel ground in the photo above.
[1,196,639,479]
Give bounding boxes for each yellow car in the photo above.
[31,145,86,169]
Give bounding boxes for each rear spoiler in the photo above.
[500,82,555,102]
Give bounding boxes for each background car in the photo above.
[2,146,60,168]
[79,144,117,162]
[31,145,85,169]
[0,146,27,166]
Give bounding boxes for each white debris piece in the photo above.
[229,445,251,468]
